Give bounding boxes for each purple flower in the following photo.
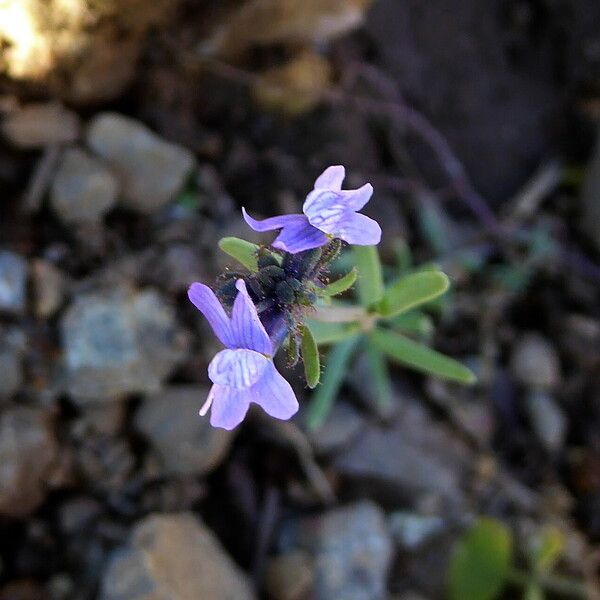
[242,165,381,253]
[188,279,299,430]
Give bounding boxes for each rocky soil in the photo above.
[0,1,599,599]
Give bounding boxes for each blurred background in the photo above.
[0,1,599,599]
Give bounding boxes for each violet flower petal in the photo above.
[336,212,382,246]
[242,208,305,232]
[272,217,330,253]
[249,361,299,420]
[208,348,270,389]
[340,183,374,211]
[230,279,272,355]
[302,189,347,233]
[314,165,345,190]
[207,384,251,430]
[303,184,374,233]
[187,282,233,347]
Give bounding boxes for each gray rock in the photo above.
[0,407,59,517]
[511,332,561,390]
[0,251,28,315]
[50,147,118,224]
[1,102,80,148]
[307,400,364,456]
[100,512,255,600]
[135,386,233,477]
[387,512,444,550]
[581,125,600,252]
[525,390,567,453]
[32,259,67,318]
[72,403,126,438]
[0,349,22,399]
[292,501,393,600]
[0,327,25,398]
[61,287,187,403]
[334,400,469,511]
[86,113,196,214]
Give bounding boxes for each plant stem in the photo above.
[508,569,590,598]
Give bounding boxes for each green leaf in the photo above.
[393,238,413,274]
[524,583,545,600]
[377,270,450,318]
[353,246,384,307]
[370,328,476,384]
[528,526,564,575]
[306,319,361,345]
[391,311,434,338]
[306,335,361,430]
[365,342,393,411]
[321,268,357,297]
[218,237,260,271]
[448,518,513,600]
[301,325,320,389]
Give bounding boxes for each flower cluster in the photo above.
[188,166,379,429]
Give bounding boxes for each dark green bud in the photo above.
[260,265,286,279]
[257,249,280,269]
[217,278,238,303]
[286,277,302,291]
[247,277,264,299]
[297,248,322,278]
[275,280,296,304]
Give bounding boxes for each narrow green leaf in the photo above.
[528,526,564,575]
[353,245,384,307]
[218,237,259,271]
[391,311,434,338]
[306,336,361,430]
[301,325,320,389]
[377,270,450,318]
[306,319,361,345]
[393,238,413,274]
[524,583,545,600]
[365,342,393,411]
[448,518,513,600]
[370,328,476,384]
[321,268,357,297]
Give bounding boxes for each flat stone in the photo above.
[86,113,196,214]
[387,512,444,550]
[0,349,22,399]
[100,512,255,600]
[525,390,567,453]
[61,287,187,403]
[0,326,25,398]
[334,400,469,511]
[0,407,59,517]
[135,386,233,476]
[31,259,67,318]
[292,501,393,600]
[0,251,28,315]
[307,400,364,456]
[510,332,561,390]
[1,103,80,148]
[50,147,118,224]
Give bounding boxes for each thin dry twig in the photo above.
[190,56,600,283]
[22,144,62,213]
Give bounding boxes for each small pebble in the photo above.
[511,332,561,390]
[0,251,28,315]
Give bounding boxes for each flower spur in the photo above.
[242,165,381,254]
[188,278,299,430]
